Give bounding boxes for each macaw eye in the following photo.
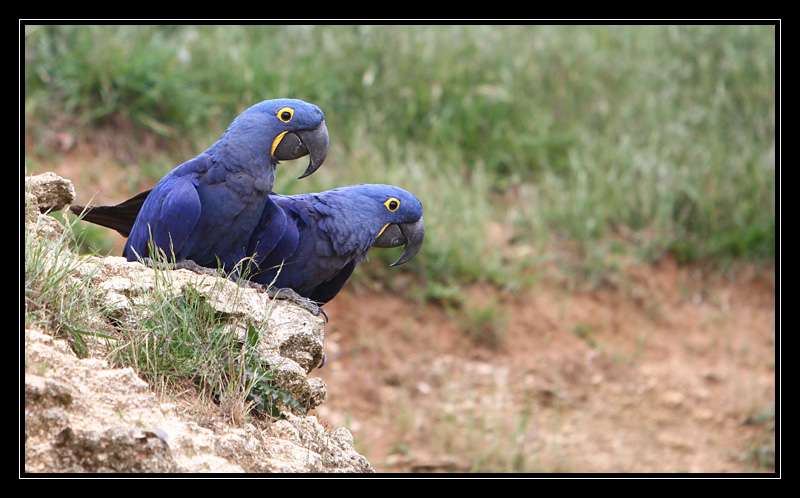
[277,107,294,123]
[384,197,400,212]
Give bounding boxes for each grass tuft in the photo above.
[109,243,301,421]
[24,214,114,357]
[25,211,301,422]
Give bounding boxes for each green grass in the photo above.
[110,281,298,420]
[25,25,776,288]
[25,214,300,421]
[107,242,302,419]
[25,215,114,357]
[48,211,116,255]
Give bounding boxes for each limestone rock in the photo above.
[215,416,373,473]
[26,172,76,213]
[25,327,373,473]
[76,255,327,414]
[24,172,74,240]
[25,328,240,473]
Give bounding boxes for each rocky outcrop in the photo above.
[25,172,73,240]
[25,328,371,473]
[26,171,76,213]
[73,255,328,413]
[23,172,373,474]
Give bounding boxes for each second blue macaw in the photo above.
[247,184,424,304]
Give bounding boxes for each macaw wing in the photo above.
[308,260,356,305]
[124,176,201,261]
[294,208,361,303]
[246,197,289,268]
[247,197,302,286]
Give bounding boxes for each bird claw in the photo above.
[141,258,255,284]
[267,287,323,317]
[173,259,224,277]
[140,257,219,277]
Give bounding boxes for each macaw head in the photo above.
[320,184,425,267]
[221,98,329,179]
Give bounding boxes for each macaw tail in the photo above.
[69,189,152,237]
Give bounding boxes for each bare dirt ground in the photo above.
[314,260,776,473]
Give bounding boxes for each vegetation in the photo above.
[25,216,113,357]
[25,217,299,421]
[111,281,300,420]
[25,25,776,290]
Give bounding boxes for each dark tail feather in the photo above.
[69,189,152,237]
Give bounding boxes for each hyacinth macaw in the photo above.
[72,184,424,308]
[114,98,329,273]
[247,184,424,304]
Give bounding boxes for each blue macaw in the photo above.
[72,184,425,306]
[118,98,329,273]
[247,184,424,304]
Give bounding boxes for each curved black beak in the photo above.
[273,120,330,179]
[374,217,425,267]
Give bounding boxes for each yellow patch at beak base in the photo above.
[271,131,289,157]
[376,223,391,239]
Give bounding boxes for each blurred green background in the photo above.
[24,25,775,290]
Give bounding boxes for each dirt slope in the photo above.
[316,260,775,472]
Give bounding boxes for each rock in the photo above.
[25,327,372,473]
[25,190,40,225]
[332,427,355,447]
[41,215,67,240]
[24,173,75,240]
[26,172,76,213]
[74,254,328,415]
[25,328,239,473]
[51,426,178,473]
[277,415,373,473]
[25,376,73,408]
[215,415,373,473]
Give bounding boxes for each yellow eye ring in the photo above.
[277,107,294,123]
[384,197,400,212]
